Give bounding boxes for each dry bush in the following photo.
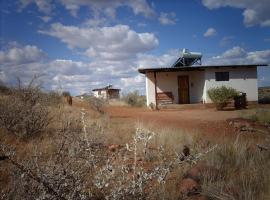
[122,91,146,107]
[62,91,71,97]
[258,87,270,104]
[0,112,217,200]
[0,80,51,138]
[247,109,270,127]
[200,138,270,200]
[0,82,11,95]
[40,91,62,107]
[84,95,106,114]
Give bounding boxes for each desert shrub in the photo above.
[258,87,270,104]
[41,91,62,106]
[207,86,239,110]
[0,122,215,200]
[259,96,270,104]
[246,109,270,126]
[0,82,11,95]
[122,90,146,107]
[62,91,71,97]
[0,80,51,138]
[201,141,270,200]
[85,95,106,113]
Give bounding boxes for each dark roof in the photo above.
[138,64,268,74]
[92,87,120,91]
[92,85,121,91]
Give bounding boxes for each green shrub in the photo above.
[122,90,146,107]
[207,86,239,110]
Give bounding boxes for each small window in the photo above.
[98,91,101,95]
[215,72,229,81]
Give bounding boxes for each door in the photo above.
[178,76,190,104]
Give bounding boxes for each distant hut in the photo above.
[92,85,120,99]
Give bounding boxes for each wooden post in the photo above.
[154,72,158,110]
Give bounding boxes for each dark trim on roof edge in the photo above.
[92,88,121,91]
[138,64,268,74]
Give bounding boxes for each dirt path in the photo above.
[105,106,239,136]
[72,97,240,136]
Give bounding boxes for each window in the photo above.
[215,72,229,81]
[98,91,101,95]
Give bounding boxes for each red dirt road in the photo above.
[105,106,239,136]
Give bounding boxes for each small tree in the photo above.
[207,86,239,110]
[0,78,51,138]
[62,91,71,97]
[85,95,106,114]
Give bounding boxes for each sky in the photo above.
[0,0,270,95]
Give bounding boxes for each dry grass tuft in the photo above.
[201,137,270,200]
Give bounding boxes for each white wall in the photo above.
[145,71,205,106]
[203,67,258,103]
[92,90,107,99]
[146,72,156,106]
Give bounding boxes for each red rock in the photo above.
[108,144,121,152]
[227,118,254,131]
[179,178,199,196]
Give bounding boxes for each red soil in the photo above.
[105,106,238,136]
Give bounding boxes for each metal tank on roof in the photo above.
[171,48,202,67]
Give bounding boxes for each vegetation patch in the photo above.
[122,90,146,107]
[0,81,56,139]
[259,86,270,104]
[207,86,239,110]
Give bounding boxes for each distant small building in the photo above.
[92,85,120,99]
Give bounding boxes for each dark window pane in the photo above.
[215,72,229,81]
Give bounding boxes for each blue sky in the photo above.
[0,0,270,95]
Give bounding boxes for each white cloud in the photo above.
[39,16,52,22]
[83,18,108,27]
[202,0,270,27]
[39,23,159,61]
[137,49,179,68]
[205,46,270,65]
[19,0,53,14]
[203,27,217,37]
[19,0,155,18]
[0,42,179,95]
[120,74,145,92]
[0,45,46,64]
[219,36,234,47]
[158,12,177,25]
[220,46,247,59]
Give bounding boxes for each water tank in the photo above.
[171,49,202,67]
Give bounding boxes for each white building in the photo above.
[92,85,120,99]
[139,64,267,107]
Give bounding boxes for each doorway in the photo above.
[178,76,190,104]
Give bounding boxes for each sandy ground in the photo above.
[104,105,240,136]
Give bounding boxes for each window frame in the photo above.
[215,71,229,81]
